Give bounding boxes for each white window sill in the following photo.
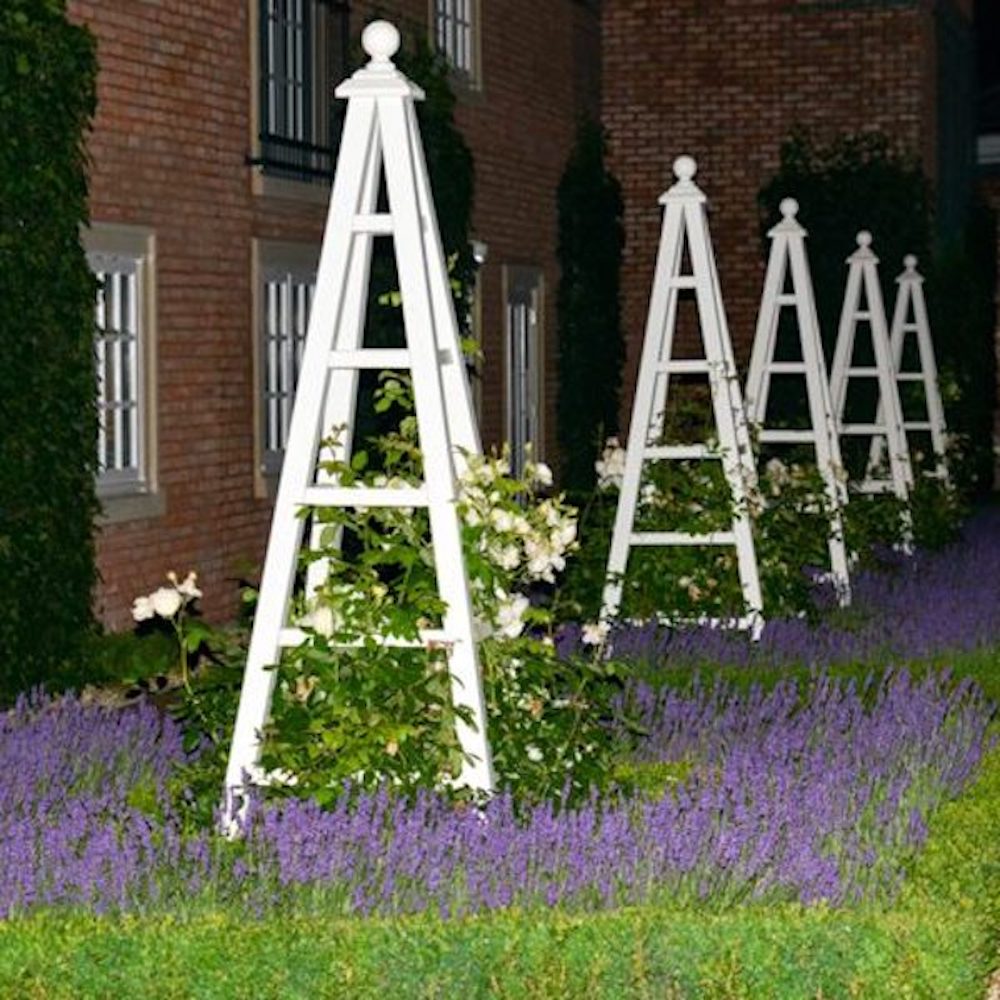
[97,488,166,526]
[252,170,331,205]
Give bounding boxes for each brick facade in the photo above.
[601,0,960,423]
[68,1,599,628]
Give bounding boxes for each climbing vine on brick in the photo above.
[0,0,100,700]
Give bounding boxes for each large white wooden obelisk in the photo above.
[829,231,913,505]
[223,22,494,828]
[601,156,763,631]
[868,254,950,484]
[745,198,851,603]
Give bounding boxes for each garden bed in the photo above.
[1,509,999,997]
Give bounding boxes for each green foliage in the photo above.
[357,37,477,447]
[758,131,931,364]
[254,378,623,805]
[925,204,998,495]
[559,432,966,623]
[556,119,626,492]
[0,0,99,702]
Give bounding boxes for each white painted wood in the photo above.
[601,156,763,634]
[744,198,851,604]
[868,255,950,484]
[829,231,913,538]
[223,22,493,831]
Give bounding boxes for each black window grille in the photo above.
[254,0,349,184]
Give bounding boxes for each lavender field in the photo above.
[560,506,1000,671]
[0,509,998,924]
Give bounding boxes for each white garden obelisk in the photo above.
[745,198,850,602]
[829,231,913,504]
[223,22,494,828]
[868,255,950,484]
[601,156,763,631]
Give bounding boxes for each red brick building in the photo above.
[67,0,986,629]
[67,0,600,628]
[602,0,976,396]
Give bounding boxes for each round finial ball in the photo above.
[362,20,400,62]
[903,253,918,269]
[673,155,697,181]
[779,197,799,218]
[856,230,873,248]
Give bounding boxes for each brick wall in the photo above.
[68,1,268,629]
[602,0,941,426]
[350,1,600,458]
[69,1,598,628]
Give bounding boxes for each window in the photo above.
[432,0,480,83]
[83,223,161,522]
[504,266,543,478]
[255,241,318,481]
[253,0,349,186]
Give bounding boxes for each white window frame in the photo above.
[83,223,162,524]
[253,239,319,493]
[431,0,481,87]
[503,265,544,478]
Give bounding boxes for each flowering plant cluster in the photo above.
[1,665,992,919]
[557,506,1000,672]
[131,571,211,693]
[565,419,968,626]
[259,373,625,806]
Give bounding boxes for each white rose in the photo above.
[489,508,516,532]
[495,592,529,639]
[498,545,521,570]
[551,521,577,550]
[176,571,202,600]
[533,462,553,488]
[150,586,183,619]
[581,621,610,646]
[300,605,335,637]
[131,595,155,623]
[595,441,627,489]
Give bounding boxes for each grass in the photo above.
[0,648,997,997]
[0,728,996,999]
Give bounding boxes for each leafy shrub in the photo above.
[256,378,626,807]
[0,0,99,702]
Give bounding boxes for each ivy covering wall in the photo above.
[556,120,625,492]
[0,0,100,700]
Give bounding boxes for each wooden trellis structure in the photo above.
[829,231,913,507]
[868,254,950,484]
[223,22,494,828]
[745,197,851,603]
[600,156,763,631]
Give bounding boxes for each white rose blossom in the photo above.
[149,586,183,619]
[131,595,155,623]
[581,620,611,646]
[595,437,627,490]
[494,590,530,639]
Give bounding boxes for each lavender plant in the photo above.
[260,374,624,807]
[2,657,993,921]
[558,506,1000,673]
